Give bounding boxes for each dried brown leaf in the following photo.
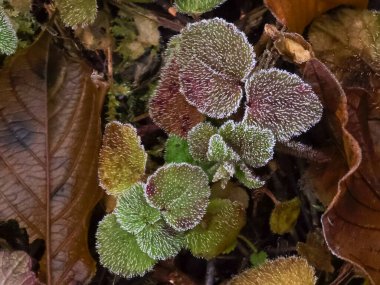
[0,33,105,283]
[264,0,367,33]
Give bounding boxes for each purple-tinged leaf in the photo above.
[149,58,205,137]
[244,68,323,141]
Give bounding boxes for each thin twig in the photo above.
[205,259,216,285]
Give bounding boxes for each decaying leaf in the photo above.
[264,0,368,33]
[177,18,256,118]
[229,256,316,285]
[322,88,380,284]
[98,122,147,195]
[145,163,211,231]
[297,230,334,273]
[269,197,301,235]
[149,58,205,137]
[0,33,105,283]
[0,250,41,285]
[264,24,314,64]
[309,8,380,88]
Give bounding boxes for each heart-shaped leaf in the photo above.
[177,18,256,118]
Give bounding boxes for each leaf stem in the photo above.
[238,235,257,253]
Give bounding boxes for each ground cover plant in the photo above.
[0,0,379,284]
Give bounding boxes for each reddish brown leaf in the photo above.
[149,58,205,137]
[264,0,367,33]
[302,59,361,206]
[322,88,380,284]
[0,33,105,283]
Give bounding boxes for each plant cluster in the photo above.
[96,17,323,278]
[96,122,245,277]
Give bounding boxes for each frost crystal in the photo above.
[98,122,147,195]
[56,0,97,26]
[145,163,211,231]
[115,183,161,235]
[96,214,156,278]
[244,68,323,142]
[174,0,228,15]
[188,122,217,162]
[0,7,17,55]
[185,199,246,259]
[219,121,275,168]
[149,58,205,137]
[177,18,256,118]
[135,220,184,260]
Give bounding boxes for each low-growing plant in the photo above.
[96,16,323,279]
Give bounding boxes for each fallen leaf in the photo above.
[302,59,361,206]
[322,88,380,285]
[0,33,105,283]
[297,230,334,273]
[264,0,367,33]
[269,197,301,235]
[264,24,314,64]
[309,8,380,90]
[0,250,42,285]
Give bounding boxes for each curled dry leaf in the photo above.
[0,33,105,283]
[264,0,367,33]
[0,250,42,285]
[264,24,314,64]
[149,58,205,137]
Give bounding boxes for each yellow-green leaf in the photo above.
[269,197,301,235]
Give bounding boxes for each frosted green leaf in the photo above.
[164,135,193,163]
[175,0,227,15]
[135,220,184,260]
[270,197,301,235]
[185,199,246,259]
[188,122,217,162]
[244,68,323,142]
[212,162,235,187]
[207,134,229,162]
[56,0,97,26]
[219,121,275,168]
[115,183,161,235]
[98,122,147,195]
[96,214,156,278]
[235,163,265,189]
[177,18,256,118]
[149,58,204,137]
[0,7,17,55]
[145,163,211,231]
